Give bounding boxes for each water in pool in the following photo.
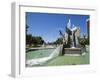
[26,48,55,60]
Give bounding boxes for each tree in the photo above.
[26,24,45,47]
[28,36,44,47]
[26,34,44,47]
[78,37,89,47]
[55,38,63,44]
[26,34,33,47]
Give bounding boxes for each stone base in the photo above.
[64,47,86,55]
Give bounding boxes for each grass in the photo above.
[46,51,89,66]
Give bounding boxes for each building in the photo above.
[86,19,90,39]
[86,18,90,44]
[75,27,80,45]
[75,27,80,38]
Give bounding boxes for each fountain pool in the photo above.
[26,46,62,66]
[26,48,55,60]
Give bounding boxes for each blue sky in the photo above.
[26,12,89,43]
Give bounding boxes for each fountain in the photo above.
[67,19,78,48]
[60,19,86,55]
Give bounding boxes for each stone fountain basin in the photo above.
[64,47,86,55]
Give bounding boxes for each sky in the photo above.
[26,12,89,43]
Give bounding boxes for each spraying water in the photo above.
[26,45,63,66]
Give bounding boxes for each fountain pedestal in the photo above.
[64,47,86,55]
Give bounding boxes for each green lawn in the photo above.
[45,51,89,66]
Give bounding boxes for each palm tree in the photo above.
[26,24,29,35]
